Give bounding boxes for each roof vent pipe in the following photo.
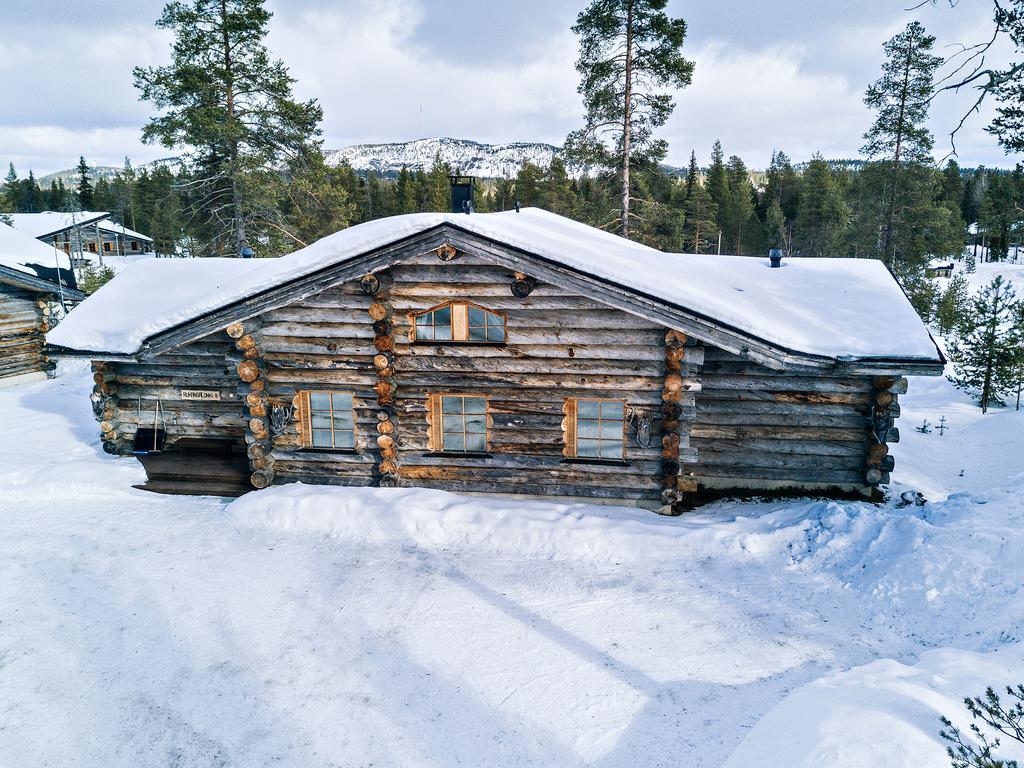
[514,200,521,213]
[768,248,783,268]
[449,175,474,214]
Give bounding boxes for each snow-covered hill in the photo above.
[324,137,562,178]
[0,349,1021,765]
[37,157,182,187]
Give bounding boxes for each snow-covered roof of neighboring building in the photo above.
[48,208,942,364]
[8,211,109,239]
[0,222,73,276]
[96,219,153,242]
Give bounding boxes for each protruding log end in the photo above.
[436,243,458,261]
[510,276,536,298]
[226,322,245,339]
[102,440,119,455]
[237,360,260,383]
[866,468,884,485]
[359,273,381,295]
[250,470,274,489]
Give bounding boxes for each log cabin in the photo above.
[0,223,84,386]
[47,206,944,511]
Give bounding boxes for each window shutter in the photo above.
[293,391,309,447]
[451,303,468,341]
[562,398,577,458]
[427,394,443,452]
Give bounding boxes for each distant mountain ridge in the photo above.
[324,137,562,178]
[38,157,181,187]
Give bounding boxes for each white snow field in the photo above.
[1,360,1022,767]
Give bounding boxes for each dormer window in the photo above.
[413,301,506,343]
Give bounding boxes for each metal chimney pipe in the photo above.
[769,248,783,268]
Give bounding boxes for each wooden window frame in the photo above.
[412,300,507,344]
[563,397,627,463]
[427,393,490,455]
[299,390,357,452]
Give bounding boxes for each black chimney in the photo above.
[449,175,474,214]
[768,248,783,268]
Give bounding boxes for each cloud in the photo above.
[667,41,868,166]
[267,0,580,148]
[0,0,1014,174]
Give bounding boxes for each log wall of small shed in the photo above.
[0,285,51,381]
[99,333,245,452]
[260,252,683,504]
[689,347,876,492]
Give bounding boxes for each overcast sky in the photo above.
[0,0,1017,176]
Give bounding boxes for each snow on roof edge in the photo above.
[48,209,943,364]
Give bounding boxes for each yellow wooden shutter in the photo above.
[562,398,577,458]
[427,394,443,452]
[451,303,468,341]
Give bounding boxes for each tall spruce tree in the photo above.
[681,180,717,253]
[76,156,94,209]
[683,150,699,200]
[724,155,755,255]
[948,275,1024,412]
[565,0,693,238]
[935,273,971,336]
[134,0,323,256]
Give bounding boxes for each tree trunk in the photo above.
[882,39,913,268]
[220,0,245,256]
[620,0,634,239]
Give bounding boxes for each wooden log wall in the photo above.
[0,286,53,381]
[95,333,244,455]
[689,347,900,493]
[257,250,695,504]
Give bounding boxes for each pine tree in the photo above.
[860,22,950,275]
[948,276,1024,412]
[935,273,971,335]
[795,156,848,257]
[564,0,693,238]
[134,0,323,255]
[76,156,94,209]
[681,180,717,253]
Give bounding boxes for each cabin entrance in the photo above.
[133,437,251,497]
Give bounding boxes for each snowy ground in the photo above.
[1,360,1022,767]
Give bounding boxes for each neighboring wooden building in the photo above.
[48,209,944,510]
[8,212,155,269]
[0,224,84,386]
[926,262,955,278]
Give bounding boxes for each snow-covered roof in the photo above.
[0,222,73,277]
[48,258,270,352]
[96,219,153,242]
[8,211,109,239]
[48,208,942,363]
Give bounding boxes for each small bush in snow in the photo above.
[941,683,1024,768]
[79,263,116,295]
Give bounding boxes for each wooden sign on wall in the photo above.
[181,389,222,401]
